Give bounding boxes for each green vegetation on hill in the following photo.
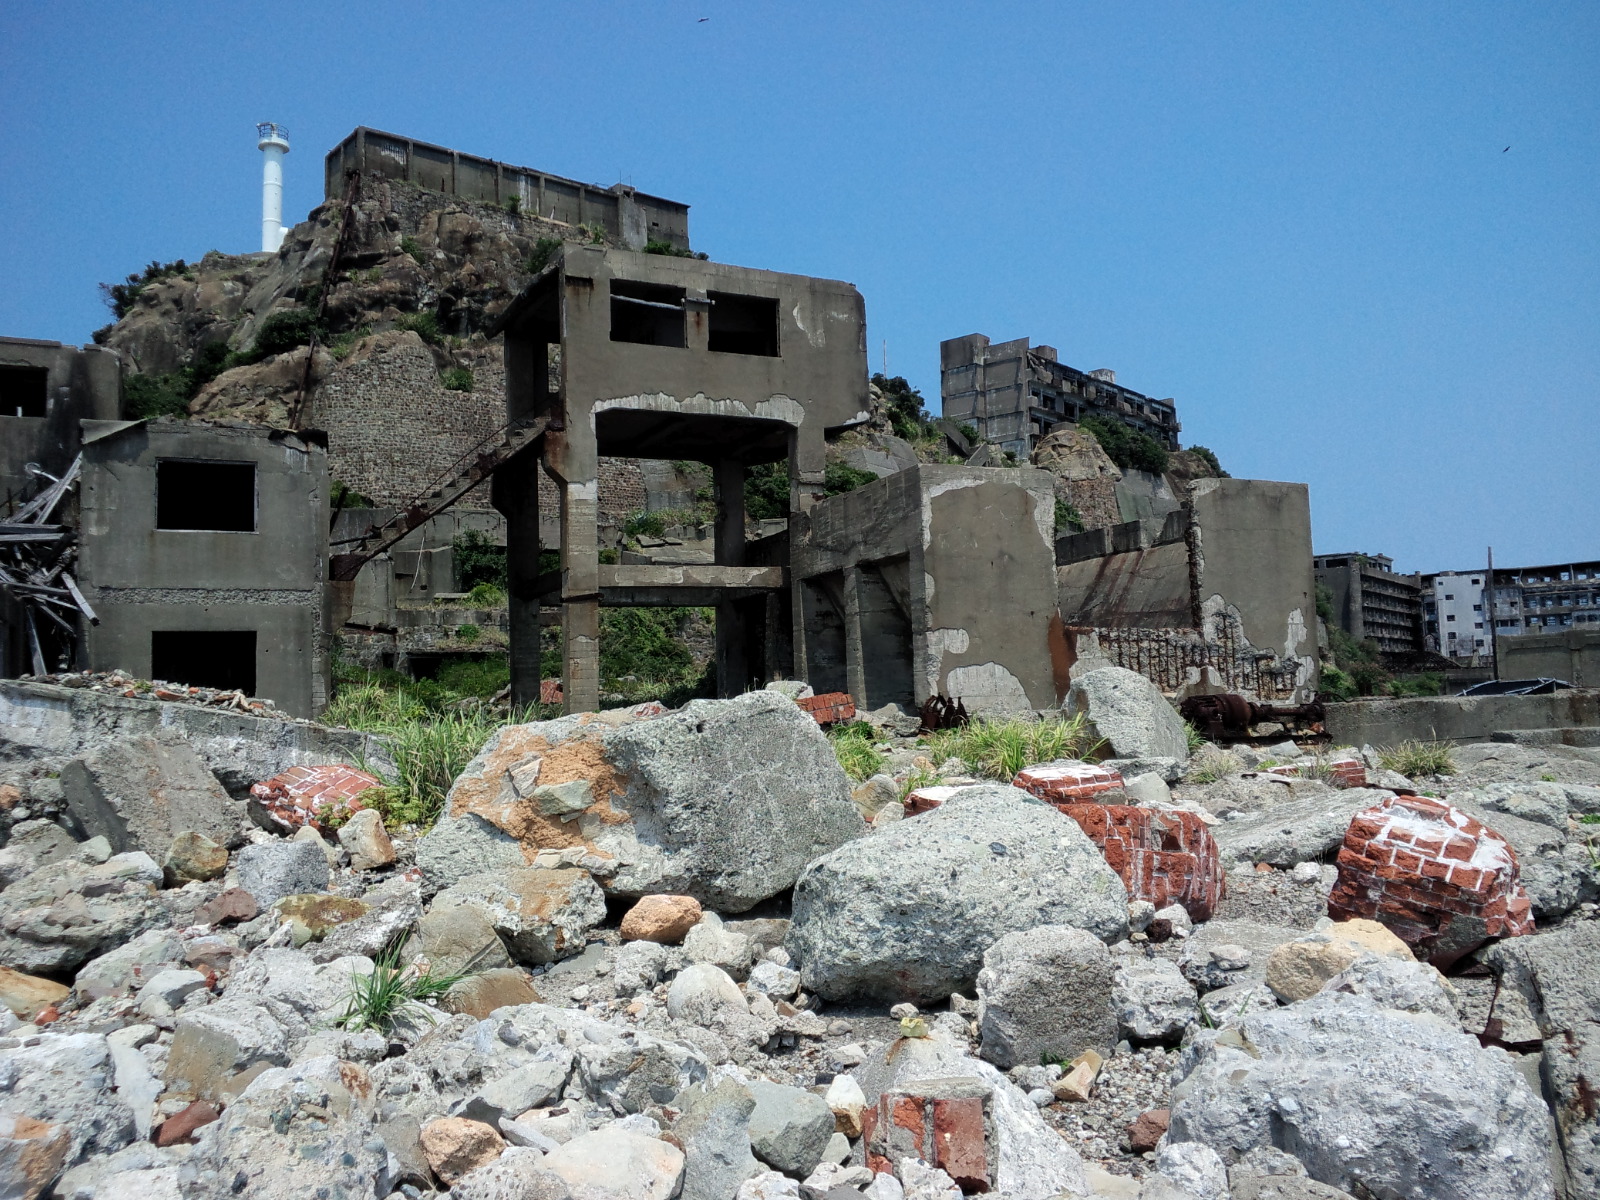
[1078,414,1169,474]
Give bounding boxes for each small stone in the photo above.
[419,1117,504,1185]
[620,895,703,944]
[234,839,329,907]
[196,888,259,926]
[162,831,228,886]
[337,809,396,870]
[137,969,209,1019]
[1290,861,1322,885]
[274,894,371,946]
[824,1074,866,1137]
[292,823,341,868]
[889,1002,919,1020]
[1126,1107,1170,1152]
[156,1101,221,1147]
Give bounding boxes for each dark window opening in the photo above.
[151,630,257,694]
[610,280,685,347]
[156,460,256,531]
[707,291,779,356]
[0,365,49,418]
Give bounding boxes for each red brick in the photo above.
[1328,794,1534,967]
[1058,803,1225,922]
[1012,763,1126,804]
[932,1096,989,1191]
[797,692,856,726]
[249,763,383,834]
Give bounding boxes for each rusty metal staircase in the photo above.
[329,415,548,582]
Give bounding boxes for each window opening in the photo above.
[707,291,779,356]
[156,461,256,531]
[610,280,685,347]
[0,365,48,418]
[151,630,256,694]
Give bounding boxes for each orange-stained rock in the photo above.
[620,895,704,944]
[444,968,542,1018]
[0,1113,70,1200]
[419,1116,503,1184]
[0,966,69,1022]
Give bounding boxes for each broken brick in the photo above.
[1011,762,1125,804]
[248,763,383,834]
[861,1077,994,1190]
[1056,803,1225,922]
[1327,793,1534,967]
[796,691,856,726]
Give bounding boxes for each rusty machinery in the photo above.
[1178,693,1327,744]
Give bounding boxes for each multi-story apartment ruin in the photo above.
[940,334,1180,459]
[1314,552,1424,661]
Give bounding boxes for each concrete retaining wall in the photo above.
[0,680,393,795]
[1325,689,1600,747]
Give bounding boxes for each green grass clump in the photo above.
[465,582,506,607]
[923,714,1102,782]
[1185,745,1243,784]
[1378,739,1456,779]
[338,943,467,1034]
[829,722,885,782]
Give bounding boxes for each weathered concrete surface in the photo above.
[1326,690,1600,747]
[0,680,392,796]
[59,731,243,855]
[793,464,1064,715]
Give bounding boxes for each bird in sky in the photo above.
[698,16,709,21]
[1503,146,1511,152]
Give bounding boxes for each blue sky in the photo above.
[2,2,1594,572]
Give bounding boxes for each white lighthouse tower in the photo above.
[256,122,290,253]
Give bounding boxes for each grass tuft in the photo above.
[923,714,1102,782]
[1377,739,1456,779]
[338,942,468,1033]
[828,722,886,782]
[1186,745,1243,784]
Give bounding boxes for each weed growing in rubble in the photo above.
[1378,739,1456,779]
[924,714,1103,782]
[829,723,886,782]
[338,943,468,1033]
[441,366,475,392]
[1185,745,1243,784]
[1183,722,1207,754]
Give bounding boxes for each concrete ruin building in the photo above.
[940,334,1181,459]
[3,124,1330,722]
[1421,559,1600,683]
[483,246,871,712]
[1313,552,1424,662]
[1059,480,1320,704]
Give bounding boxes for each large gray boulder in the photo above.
[1064,666,1189,763]
[976,925,1117,1068]
[0,1033,136,1164]
[1449,799,1595,920]
[60,731,242,856]
[0,855,164,974]
[1210,789,1382,868]
[671,1078,763,1200]
[1168,992,1555,1200]
[1481,921,1600,1194]
[416,692,863,911]
[747,1080,835,1179]
[786,786,1127,1003]
[234,839,328,907]
[428,867,605,965]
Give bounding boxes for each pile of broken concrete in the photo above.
[0,667,1595,1200]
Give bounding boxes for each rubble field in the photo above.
[0,664,1596,1200]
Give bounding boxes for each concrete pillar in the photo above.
[714,458,748,696]
[493,462,542,709]
[560,476,601,715]
[843,565,867,706]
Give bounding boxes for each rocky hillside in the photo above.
[97,176,631,427]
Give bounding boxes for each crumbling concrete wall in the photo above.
[794,465,1062,714]
[1056,479,1318,703]
[1497,629,1600,687]
[1325,689,1600,746]
[0,337,120,505]
[76,420,329,717]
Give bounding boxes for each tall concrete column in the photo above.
[714,458,748,696]
[492,461,543,709]
[843,565,867,706]
[560,476,601,715]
